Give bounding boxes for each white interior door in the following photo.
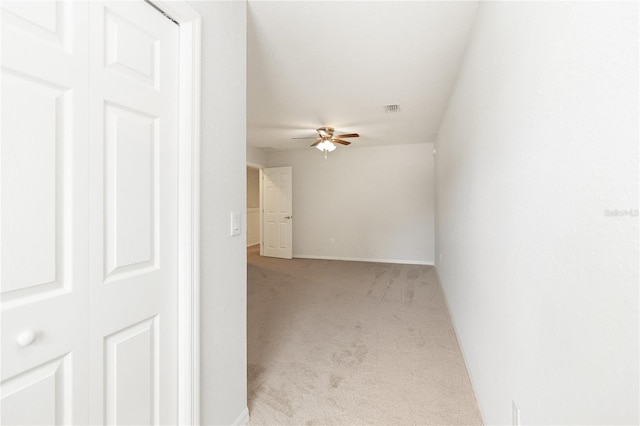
[1,1,180,424]
[1,2,90,424]
[87,2,180,424]
[262,167,293,259]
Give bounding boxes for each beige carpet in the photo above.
[247,246,483,425]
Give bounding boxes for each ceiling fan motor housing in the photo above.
[317,126,334,139]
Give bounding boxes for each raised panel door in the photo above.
[87,2,180,424]
[0,1,89,424]
[262,167,293,259]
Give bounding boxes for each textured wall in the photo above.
[267,143,435,264]
[435,2,639,424]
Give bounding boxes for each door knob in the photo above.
[17,330,37,347]
[285,216,292,219]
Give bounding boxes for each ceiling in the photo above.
[247,1,479,151]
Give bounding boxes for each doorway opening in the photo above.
[247,166,262,250]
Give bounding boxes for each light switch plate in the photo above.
[231,212,241,236]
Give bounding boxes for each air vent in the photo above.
[384,104,400,113]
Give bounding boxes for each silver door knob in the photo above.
[17,330,37,347]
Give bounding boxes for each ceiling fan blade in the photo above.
[335,133,359,138]
[332,139,351,145]
[310,139,322,147]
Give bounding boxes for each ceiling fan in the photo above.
[293,126,359,157]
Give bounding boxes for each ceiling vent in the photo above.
[384,104,400,113]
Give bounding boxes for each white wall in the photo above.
[247,167,260,246]
[187,1,248,424]
[246,167,260,208]
[267,143,435,264]
[435,2,638,425]
[247,146,266,166]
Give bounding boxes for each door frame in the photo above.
[150,2,201,424]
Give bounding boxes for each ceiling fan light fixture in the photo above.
[315,140,336,152]
[294,126,358,156]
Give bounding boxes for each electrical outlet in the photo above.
[330,238,335,244]
[439,253,443,262]
[512,400,520,426]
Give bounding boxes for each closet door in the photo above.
[0,1,90,424]
[87,2,180,424]
[1,2,181,424]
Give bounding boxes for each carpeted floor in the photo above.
[247,246,483,425]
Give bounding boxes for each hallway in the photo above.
[247,246,482,425]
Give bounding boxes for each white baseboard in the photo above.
[232,407,250,425]
[246,242,260,248]
[434,265,485,424]
[294,254,434,266]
